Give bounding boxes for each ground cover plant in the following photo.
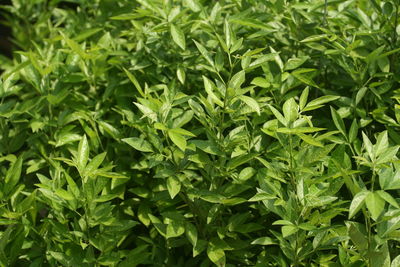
[1,0,400,266]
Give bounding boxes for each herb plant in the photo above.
[1,0,400,266]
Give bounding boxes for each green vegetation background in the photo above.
[1,0,400,266]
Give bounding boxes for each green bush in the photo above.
[1,0,400,266]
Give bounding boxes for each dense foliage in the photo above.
[1,0,400,266]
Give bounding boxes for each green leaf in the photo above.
[55,188,75,201]
[238,167,256,181]
[167,176,181,199]
[362,132,374,161]
[282,98,298,123]
[349,191,368,219]
[298,133,323,147]
[238,95,260,115]
[376,190,399,208]
[194,40,214,67]
[305,95,340,110]
[122,137,153,152]
[77,135,89,172]
[84,152,107,177]
[330,107,346,138]
[299,87,309,110]
[276,127,325,134]
[207,241,226,267]
[284,56,309,70]
[376,146,399,165]
[124,68,145,98]
[185,222,198,246]
[203,76,224,107]
[375,131,389,157]
[4,156,23,196]
[251,237,277,245]
[251,77,269,88]
[282,225,298,238]
[168,131,187,151]
[177,67,186,84]
[170,24,186,50]
[365,191,385,221]
[269,105,287,125]
[349,119,359,143]
[228,70,245,90]
[166,220,185,238]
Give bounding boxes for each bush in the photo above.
[1,0,400,266]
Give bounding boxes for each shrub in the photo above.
[1,0,400,266]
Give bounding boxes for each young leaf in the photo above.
[330,107,346,138]
[365,191,385,221]
[167,176,181,199]
[193,40,214,67]
[349,119,359,143]
[349,191,368,219]
[170,24,186,50]
[228,70,245,90]
[168,130,187,151]
[124,68,145,98]
[207,241,226,266]
[77,135,89,172]
[238,95,260,115]
[299,87,309,110]
[122,137,153,152]
[283,98,298,123]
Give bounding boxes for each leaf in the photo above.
[168,131,186,151]
[177,67,186,84]
[376,146,399,165]
[77,135,89,172]
[207,242,226,267]
[282,98,298,123]
[185,222,198,246]
[375,131,389,157]
[55,189,75,201]
[194,40,214,67]
[365,191,385,221]
[282,225,298,238]
[122,137,153,152]
[62,33,89,59]
[238,95,260,115]
[362,132,374,161]
[85,152,107,177]
[124,68,145,98]
[238,167,256,181]
[276,127,325,134]
[248,192,275,202]
[376,190,399,208]
[305,95,340,110]
[166,220,185,238]
[251,77,269,88]
[4,156,23,196]
[349,191,368,219]
[228,70,245,90]
[298,133,323,147]
[167,176,181,199]
[170,24,186,50]
[251,237,277,245]
[284,56,309,70]
[299,87,309,110]
[203,76,224,107]
[330,107,346,138]
[348,119,358,143]
[269,105,287,125]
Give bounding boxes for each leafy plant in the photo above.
[0,0,400,266]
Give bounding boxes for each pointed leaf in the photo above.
[170,24,186,50]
